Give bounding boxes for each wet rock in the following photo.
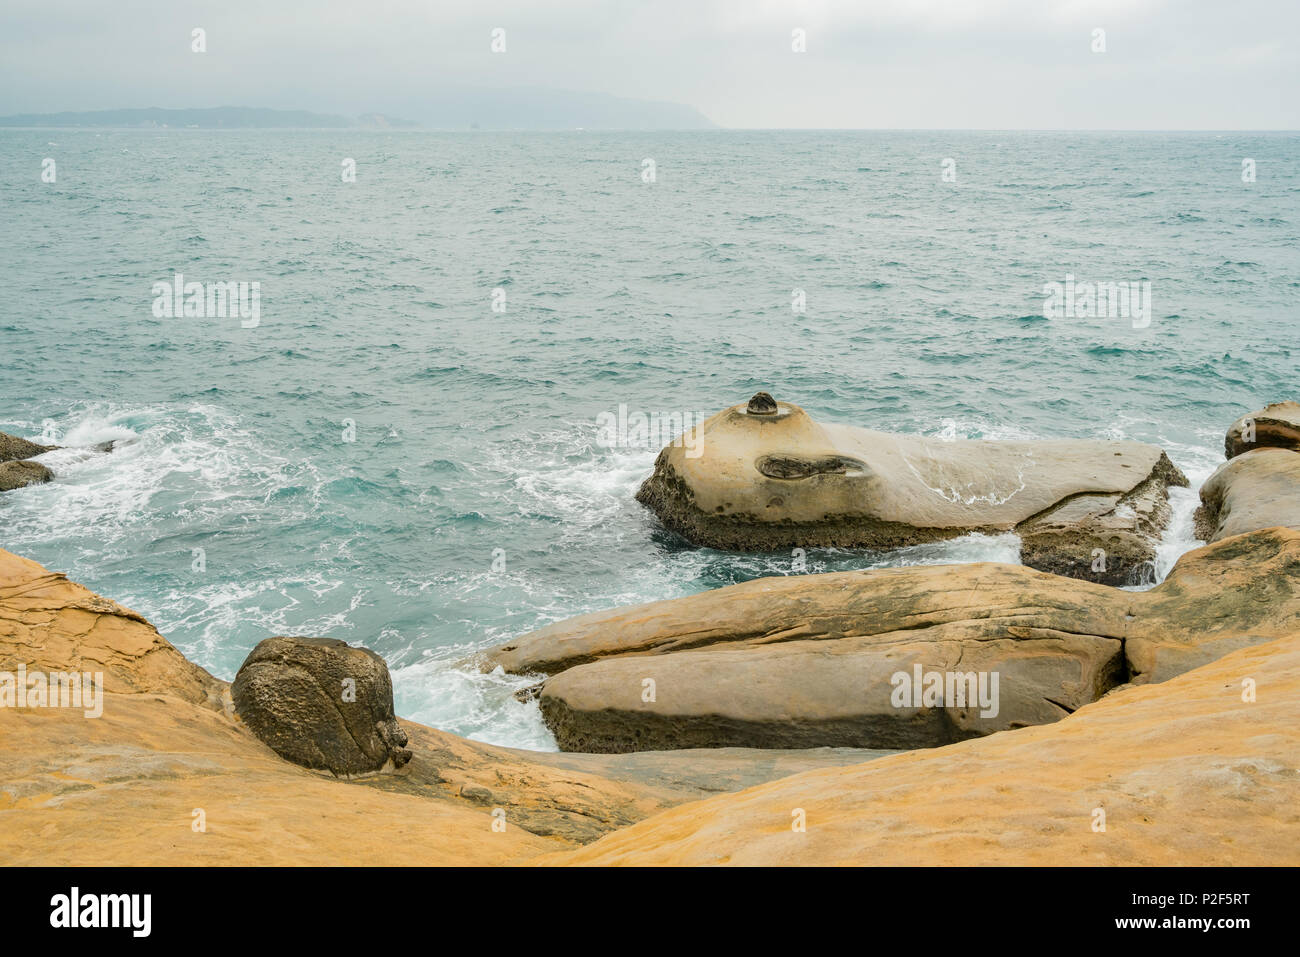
[634,400,1185,579]
[1017,452,1187,586]
[232,636,412,776]
[0,460,53,492]
[0,431,55,463]
[635,397,1187,579]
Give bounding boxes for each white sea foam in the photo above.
[391,648,556,751]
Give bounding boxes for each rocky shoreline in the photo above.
[1,400,1298,864]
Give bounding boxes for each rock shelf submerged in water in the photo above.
[635,395,1187,586]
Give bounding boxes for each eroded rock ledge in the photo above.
[0,546,889,860]
[635,396,1187,585]
[555,634,1300,866]
[2,545,1297,864]
[0,430,56,492]
[485,527,1300,753]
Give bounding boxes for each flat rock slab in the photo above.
[558,635,1300,866]
[485,528,1300,753]
[635,397,1186,584]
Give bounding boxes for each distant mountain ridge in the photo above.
[0,107,410,129]
[0,90,718,130]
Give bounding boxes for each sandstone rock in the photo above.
[0,460,53,492]
[1017,452,1186,585]
[2,547,1297,866]
[0,548,226,707]
[634,397,1186,583]
[1194,447,1300,543]
[231,636,412,777]
[539,629,1123,752]
[485,528,1300,752]
[0,430,54,463]
[557,633,1300,866]
[1225,401,1300,458]
[0,548,892,861]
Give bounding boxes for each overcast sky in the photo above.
[1,0,1296,128]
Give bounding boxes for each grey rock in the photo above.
[0,431,55,463]
[0,460,53,492]
[232,636,411,776]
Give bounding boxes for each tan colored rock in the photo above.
[1225,400,1300,458]
[3,546,1297,866]
[0,547,888,861]
[556,633,1300,866]
[635,396,1186,584]
[0,460,53,492]
[1016,456,1183,585]
[0,549,226,709]
[539,630,1122,752]
[1194,447,1300,543]
[486,528,1300,752]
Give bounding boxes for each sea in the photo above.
[1,129,1296,750]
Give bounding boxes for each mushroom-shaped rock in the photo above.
[1225,401,1300,459]
[0,460,53,492]
[232,636,411,776]
[634,397,1186,583]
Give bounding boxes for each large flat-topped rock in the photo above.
[483,528,1300,753]
[635,395,1186,583]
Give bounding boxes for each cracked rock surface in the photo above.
[484,527,1300,752]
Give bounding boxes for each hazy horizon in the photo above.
[2,0,1297,131]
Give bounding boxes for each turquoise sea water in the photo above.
[1,130,1297,749]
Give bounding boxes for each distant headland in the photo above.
[0,90,719,131]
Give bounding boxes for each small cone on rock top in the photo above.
[232,636,412,776]
[635,395,1187,575]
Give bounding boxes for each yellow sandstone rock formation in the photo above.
[3,545,1297,865]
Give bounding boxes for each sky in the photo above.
[1,0,1297,129]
